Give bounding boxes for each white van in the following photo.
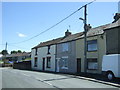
[102,54,120,80]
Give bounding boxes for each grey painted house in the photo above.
[56,30,83,74]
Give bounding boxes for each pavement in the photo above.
[64,73,120,87]
[31,69,120,87]
[1,67,120,89]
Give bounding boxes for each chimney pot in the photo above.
[113,13,120,23]
[65,29,71,37]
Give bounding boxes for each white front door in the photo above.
[56,58,60,72]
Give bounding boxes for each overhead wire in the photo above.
[1,0,96,45]
[8,44,29,50]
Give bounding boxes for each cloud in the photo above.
[17,32,27,38]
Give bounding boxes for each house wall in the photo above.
[31,45,56,72]
[105,26,120,54]
[76,34,106,74]
[56,41,77,74]
[31,49,39,70]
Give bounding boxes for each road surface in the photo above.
[1,68,120,89]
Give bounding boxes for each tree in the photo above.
[1,50,8,55]
[11,50,17,54]
[10,50,23,54]
[23,51,26,53]
[18,50,22,53]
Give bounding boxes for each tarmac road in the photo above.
[1,68,120,89]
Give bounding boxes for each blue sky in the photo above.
[1,2,119,53]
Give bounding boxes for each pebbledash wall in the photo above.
[56,41,77,74]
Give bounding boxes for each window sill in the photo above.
[62,51,69,52]
[87,50,97,52]
[87,69,98,70]
[61,67,68,69]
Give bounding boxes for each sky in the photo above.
[0,1,119,53]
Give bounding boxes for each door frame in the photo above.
[42,57,45,71]
[56,58,60,72]
[77,58,81,73]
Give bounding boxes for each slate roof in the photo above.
[77,18,120,39]
[32,37,63,49]
[104,18,120,30]
[32,19,120,49]
[58,32,83,43]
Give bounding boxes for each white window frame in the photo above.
[61,56,68,69]
[88,62,98,70]
[87,40,97,51]
[62,43,68,52]
[87,58,98,70]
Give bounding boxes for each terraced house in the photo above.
[31,15,120,74]
[76,17,120,74]
[56,30,83,73]
[31,37,63,72]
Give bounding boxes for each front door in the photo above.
[42,58,45,71]
[56,58,60,72]
[77,58,81,73]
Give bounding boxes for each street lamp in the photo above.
[79,5,87,73]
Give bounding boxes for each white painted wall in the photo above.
[31,45,56,72]
[31,49,39,70]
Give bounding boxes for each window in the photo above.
[35,48,38,55]
[34,57,38,67]
[46,57,51,68]
[62,43,68,52]
[87,58,98,70]
[87,40,97,51]
[47,45,51,54]
[61,56,68,69]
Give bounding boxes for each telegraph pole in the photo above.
[84,5,87,73]
[5,42,7,51]
[4,42,7,65]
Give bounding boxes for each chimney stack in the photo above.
[112,13,120,23]
[65,29,71,37]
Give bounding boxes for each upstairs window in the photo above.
[62,43,68,52]
[46,57,51,68]
[47,45,51,54]
[35,48,38,55]
[87,40,97,51]
[34,57,38,67]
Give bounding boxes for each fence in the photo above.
[13,60,31,70]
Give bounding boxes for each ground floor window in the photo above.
[46,57,51,68]
[87,58,98,70]
[34,57,38,67]
[61,56,68,69]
